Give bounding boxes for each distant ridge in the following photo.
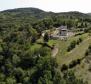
[87,13,91,16]
[1,7,45,13]
[0,7,91,25]
[0,7,90,19]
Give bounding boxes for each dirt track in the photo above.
[51,46,58,58]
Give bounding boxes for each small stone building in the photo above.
[59,26,68,36]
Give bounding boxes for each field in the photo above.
[38,32,90,65]
[36,32,91,65]
[47,32,91,84]
[56,33,91,65]
[32,32,91,84]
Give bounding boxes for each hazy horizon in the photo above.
[0,0,91,13]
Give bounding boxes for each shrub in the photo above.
[61,64,68,72]
[84,27,91,33]
[31,36,36,43]
[85,45,91,56]
[78,38,83,42]
[75,32,84,36]
[76,38,83,45]
[88,45,91,50]
[69,60,77,68]
[76,40,80,45]
[76,59,81,64]
[43,32,49,42]
[69,59,81,69]
[67,40,76,52]
[85,50,89,56]
[88,64,91,72]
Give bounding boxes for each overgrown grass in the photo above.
[35,33,90,66]
[55,33,90,65]
[37,32,91,84]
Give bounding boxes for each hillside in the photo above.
[0,7,91,24]
[57,11,91,18]
[0,7,91,84]
[0,7,91,34]
[0,8,54,24]
[1,7,55,19]
[1,8,90,19]
[87,13,91,16]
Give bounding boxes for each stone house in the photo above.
[59,26,68,36]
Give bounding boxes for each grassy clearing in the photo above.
[48,39,57,46]
[54,33,90,65]
[37,31,91,84]
[35,33,90,66]
[58,37,91,65]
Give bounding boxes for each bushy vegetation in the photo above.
[67,40,77,52]
[77,38,83,45]
[69,59,81,68]
[0,21,86,84]
[0,7,89,84]
[0,8,91,34]
[43,32,49,42]
[62,71,87,84]
[85,45,91,56]
[67,38,83,52]
[75,32,84,36]
[84,27,91,33]
[61,59,81,72]
[61,64,68,72]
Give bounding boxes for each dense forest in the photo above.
[0,7,91,84]
[0,7,91,32]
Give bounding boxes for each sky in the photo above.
[0,0,91,13]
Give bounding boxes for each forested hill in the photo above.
[0,7,91,84]
[87,13,91,16]
[0,8,54,20]
[0,7,91,34]
[0,7,91,32]
[0,7,91,20]
[57,11,91,18]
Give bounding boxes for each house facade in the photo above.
[59,26,68,36]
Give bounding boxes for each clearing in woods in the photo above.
[54,33,90,64]
[49,33,91,84]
